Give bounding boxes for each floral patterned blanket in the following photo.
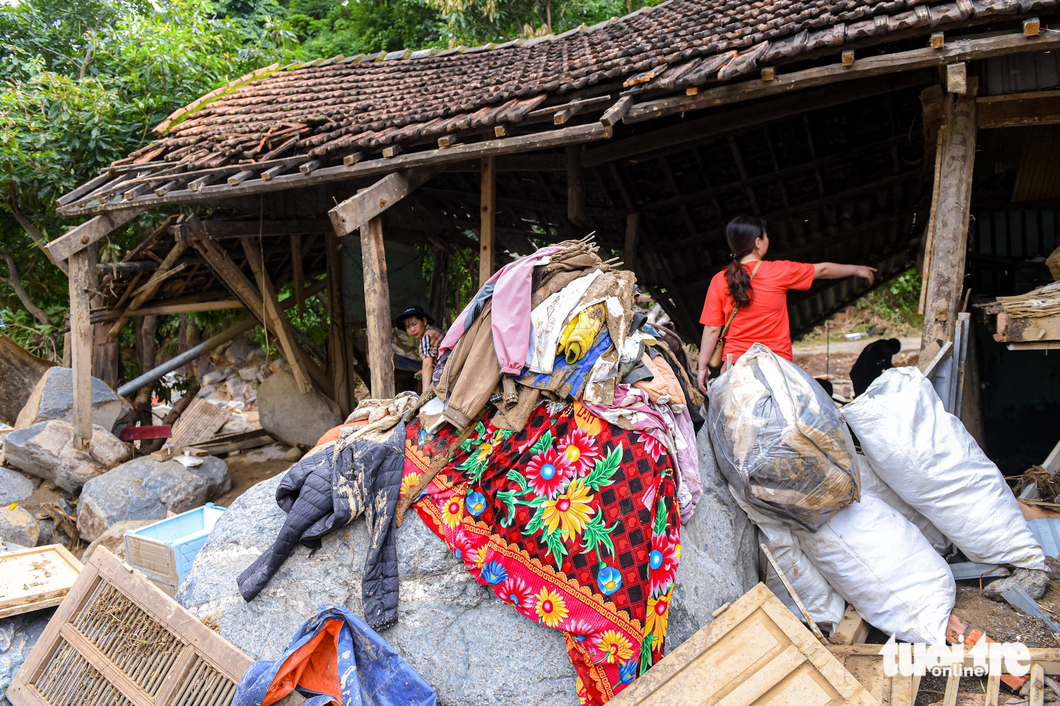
[401,401,681,705]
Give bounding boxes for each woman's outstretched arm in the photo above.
[813,262,877,285]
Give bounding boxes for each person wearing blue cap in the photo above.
[396,306,443,393]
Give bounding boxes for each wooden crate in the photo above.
[6,546,251,706]
[607,583,878,706]
[0,545,83,619]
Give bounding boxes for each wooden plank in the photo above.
[942,671,961,706]
[325,229,352,417]
[291,234,305,317]
[567,145,585,226]
[0,334,51,426]
[921,81,977,363]
[625,30,1060,124]
[68,249,94,449]
[91,299,244,322]
[45,209,144,263]
[832,605,870,646]
[978,89,1060,128]
[0,546,83,620]
[62,123,611,217]
[479,156,496,288]
[359,217,395,399]
[241,240,312,394]
[994,311,1060,343]
[168,398,231,448]
[328,168,438,237]
[984,675,1001,706]
[606,583,874,706]
[107,241,189,337]
[1030,663,1045,706]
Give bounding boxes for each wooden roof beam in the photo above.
[328,167,441,237]
[627,27,1060,123]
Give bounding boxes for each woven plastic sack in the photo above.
[842,368,1046,570]
[729,488,846,633]
[791,494,955,644]
[857,455,952,555]
[707,343,859,530]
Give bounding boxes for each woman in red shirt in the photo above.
[696,216,877,392]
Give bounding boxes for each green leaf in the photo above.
[497,490,517,527]
[585,443,621,490]
[639,635,654,675]
[580,512,616,557]
[524,505,546,536]
[506,469,528,493]
[542,528,568,570]
[529,429,553,457]
[653,494,669,537]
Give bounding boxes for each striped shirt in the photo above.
[419,326,443,361]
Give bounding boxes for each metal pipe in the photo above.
[117,318,255,397]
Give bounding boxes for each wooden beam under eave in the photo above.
[921,80,978,363]
[360,217,395,399]
[241,240,312,394]
[69,249,94,447]
[479,156,496,288]
[328,168,440,237]
[978,89,1060,129]
[46,209,145,264]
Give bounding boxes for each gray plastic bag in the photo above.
[707,343,859,530]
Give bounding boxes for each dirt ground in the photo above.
[792,337,921,399]
[214,444,295,507]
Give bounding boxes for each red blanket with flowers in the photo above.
[400,400,681,705]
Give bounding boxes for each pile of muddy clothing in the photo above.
[393,240,710,705]
[419,238,704,521]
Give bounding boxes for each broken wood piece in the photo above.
[328,167,440,237]
[600,96,633,128]
[921,340,953,378]
[832,605,870,645]
[168,397,231,448]
[1031,663,1045,706]
[942,669,962,706]
[605,583,875,705]
[241,240,313,394]
[0,545,82,620]
[761,542,829,644]
[7,547,253,706]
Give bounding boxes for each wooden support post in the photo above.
[291,235,305,317]
[623,213,640,274]
[567,145,585,226]
[69,249,94,448]
[479,156,496,288]
[360,217,395,399]
[325,230,353,416]
[921,80,977,362]
[240,240,312,394]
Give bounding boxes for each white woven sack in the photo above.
[842,367,1045,570]
[792,494,955,644]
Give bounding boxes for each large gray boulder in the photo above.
[175,423,758,705]
[0,468,34,506]
[15,367,133,434]
[2,421,131,494]
[183,456,232,500]
[77,458,210,542]
[258,369,341,447]
[0,609,53,706]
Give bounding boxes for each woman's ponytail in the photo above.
[724,216,767,309]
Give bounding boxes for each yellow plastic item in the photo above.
[557,304,605,364]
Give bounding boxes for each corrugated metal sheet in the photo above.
[1012,125,1060,202]
[982,51,1060,96]
[1028,517,1060,558]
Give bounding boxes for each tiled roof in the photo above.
[120,0,1053,172]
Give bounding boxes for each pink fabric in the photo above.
[439,247,562,375]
